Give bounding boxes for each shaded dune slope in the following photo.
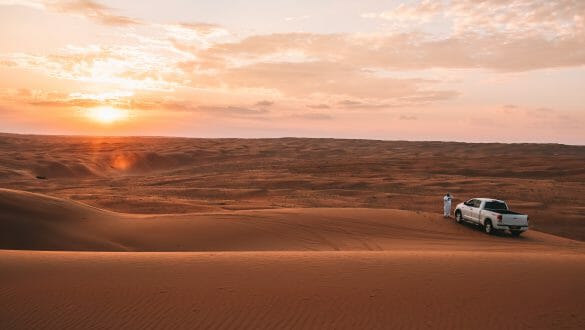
[0,189,126,251]
[1,188,581,252]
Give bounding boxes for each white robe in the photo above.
[443,195,452,216]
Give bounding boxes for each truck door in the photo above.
[469,200,483,223]
[462,199,475,219]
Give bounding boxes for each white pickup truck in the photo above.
[454,198,529,236]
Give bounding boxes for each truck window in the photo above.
[484,201,508,211]
[473,200,482,208]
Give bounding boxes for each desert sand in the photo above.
[1,133,585,329]
[1,133,584,240]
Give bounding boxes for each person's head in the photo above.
[446,192,451,197]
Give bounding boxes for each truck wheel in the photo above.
[510,230,522,237]
[483,220,493,235]
[455,211,463,223]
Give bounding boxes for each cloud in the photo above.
[0,0,45,10]
[399,114,418,121]
[447,0,585,37]
[396,90,459,104]
[0,88,137,109]
[338,99,361,106]
[196,106,270,118]
[0,87,272,120]
[362,1,584,39]
[172,22,225,35]
[2,45,185,90]
[529,107,556,118]
[361,0,442,23]
[203,60,456,102]
[290,113,333,120]
[533,107,555,113]
[49,0,141,26]
[306,104,330,109]
[494,105,562,121]
[255,100,274,107]
[195,30,585,74]
[162,22,229,45]
[4,1,585,74]
[0,0,141,26]
[356,1,585,70]
[285,15,310,22]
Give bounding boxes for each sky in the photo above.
[0,0,584,144]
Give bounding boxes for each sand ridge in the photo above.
[1,188,582,253]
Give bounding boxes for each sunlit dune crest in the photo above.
[87,106,128,124]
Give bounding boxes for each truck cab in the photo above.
[454,198,529,236]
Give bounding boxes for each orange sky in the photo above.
[0,0,584,144]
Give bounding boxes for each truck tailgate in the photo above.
[502,214,528,226]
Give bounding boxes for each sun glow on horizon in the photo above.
[87,106,128,124]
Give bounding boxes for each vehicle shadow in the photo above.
[451,217,525,239]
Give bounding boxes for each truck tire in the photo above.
[483,219,493,235]
[455,211,463,223]
[510,230,522,237]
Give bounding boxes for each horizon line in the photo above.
[1,131,582,147]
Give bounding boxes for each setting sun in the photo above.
[87,107,128,124]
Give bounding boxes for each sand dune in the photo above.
[2,188,581,253]
[2,189,585,328]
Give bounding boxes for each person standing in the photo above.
[443,193,453,218]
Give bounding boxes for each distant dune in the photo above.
[1,134,585,329]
